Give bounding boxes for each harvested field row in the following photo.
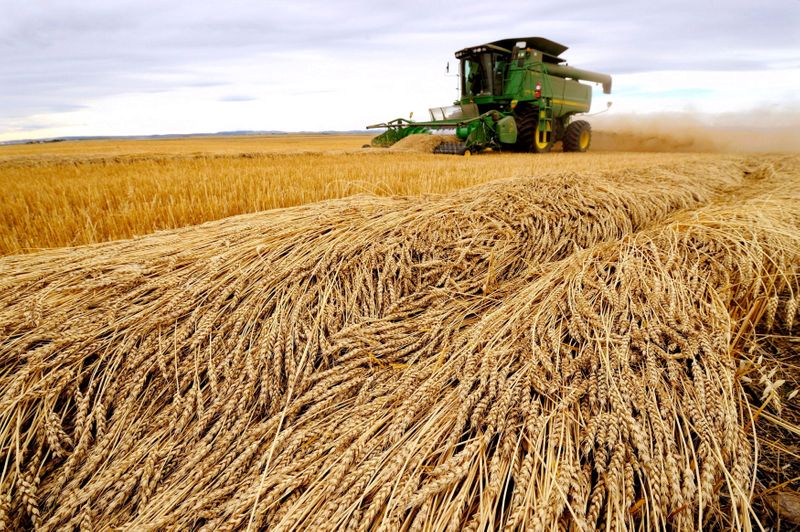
[0,156,798,529]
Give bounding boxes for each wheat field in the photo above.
[0,135,718,255]
[0,135,799,530]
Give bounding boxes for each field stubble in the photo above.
[0,143,799,529]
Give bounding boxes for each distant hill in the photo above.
[0,130,374,146]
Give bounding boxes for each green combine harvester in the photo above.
[367,37,612,155]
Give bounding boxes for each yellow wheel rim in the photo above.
[579,129,590,150]
[535,137,549,150]
[534,127,551,151]
[463,149,471,157]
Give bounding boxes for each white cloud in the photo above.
[603,69,800,114]
[1,0,798,140]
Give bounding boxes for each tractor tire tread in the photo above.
[563,120,592,152]
[512,105,537,153]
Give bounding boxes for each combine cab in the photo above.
[367,37,612,154]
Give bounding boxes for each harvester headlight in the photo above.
[535,82,542,99]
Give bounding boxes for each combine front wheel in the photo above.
[513,104,553,153]
[512,105,534,152]
[532,123,553,153]
[563,120,592,152]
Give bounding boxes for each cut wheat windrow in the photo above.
[0,156,798,530]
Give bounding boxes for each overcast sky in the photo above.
[1,0,799,141]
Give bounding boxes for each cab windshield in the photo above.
[462,58,483,97]
[460,53,506,97]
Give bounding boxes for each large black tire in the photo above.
[563,120,592,152]
[511,104,536,152]
[512,104,552,153]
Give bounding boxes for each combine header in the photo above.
[367,37,612,155]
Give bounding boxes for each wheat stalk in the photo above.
[0,156,797,529]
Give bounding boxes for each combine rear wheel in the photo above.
[563,120,592,152]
